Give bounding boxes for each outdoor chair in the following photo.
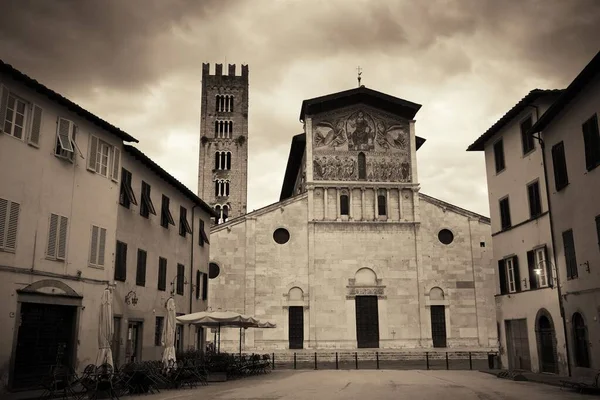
[38,365,82,400]
[561,368,600,393]
[87,363,119,400]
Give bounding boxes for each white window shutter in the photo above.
[89,225,99,265]
[57,216,68,260]
[47,213,58,258]
[98,228,106,266]
[87,135,99,171]
[0,85,8,134]
[28,104,43,147]
[57,118,74,152]
[111,147,121,182]
[5,201,20,251]
[0,198,7,249]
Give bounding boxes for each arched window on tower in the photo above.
[230,96,234,112]
[222,205,229,222]
[220,96,225,113]
[214,151,220,170]
[215,96,220,112]
[377,190,387,216]
[224,181,230,196]
[214,205,221,224]
[229,121,233,138]
[220,152,226,170]
[340,194,349,216]
[358,152,366,180]
[214,120,218,135]
[215,180,220,197]
[226,152,232,170]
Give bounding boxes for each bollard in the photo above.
[314,352,318,370]
[294,352,297,369]
[469,352,472,370]
[376,352,380,370]
[446,352,449,370]
[355,352,358,370]
[336,352,339,370]
[272,353,275,370]
[426,352,430,370]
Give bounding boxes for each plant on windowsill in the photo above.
[235,135,246,146]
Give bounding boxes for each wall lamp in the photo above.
[170,274,189,296]
[125,290,139,306]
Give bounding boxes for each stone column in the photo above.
[386,188,390,221]
[349,188,353,220]
[324,187,328,221]
[373,187,378,221]
[336,188,340,221]
[398,188,403,220]
[361,187,365,221]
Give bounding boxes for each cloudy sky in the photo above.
[1,0,599,216]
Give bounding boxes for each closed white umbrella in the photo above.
[162,297,177,369]
[96,288,114,367]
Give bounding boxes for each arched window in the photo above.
[214,205,221,224]
[226,152,232,170]
[355,267,377,286]
[220,151,226,170]
[214,151,220,170]
[228,121,233,138]
[214,180,220,197]
[215,96,220,112]
[230,96,234,112]
[429,287,444,300]
[358,152,366,180]
[340,194,349,215]
[222,205,229,222]
[224,181,230,196]
[377,192,387,216]
[572,312,590,367]
[220,96,225,113]
[214,120,218,135]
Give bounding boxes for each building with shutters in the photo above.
[0,60,215,391]
[467,50,600,376]
[198,63,249,223]
[206,84,499,352]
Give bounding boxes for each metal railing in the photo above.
[268,351,500,371]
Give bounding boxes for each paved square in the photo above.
[147,370,588,400]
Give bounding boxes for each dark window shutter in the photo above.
[544,246,553,287]
[498,260,507,295]
[596,215,600,251]
[513,256,521,292]
[527,250,537,289]
[551,142,569,191]
[136,249,146,286]
[494,140,505,172]
[500,198,511,229]
[158,257,167,291]
[582,114,600,170]
[202,273,208,300]
[563,230,578,279]
[114,241,127,282]
[377,195,386,216]
[528,182,541,218]
[196,270,201,299]
[226,152,231,170]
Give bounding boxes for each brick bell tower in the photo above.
[198,63,249,223]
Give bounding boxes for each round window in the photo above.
[208,262,220,279]
[273,228,290,244]
[438,229,454,245]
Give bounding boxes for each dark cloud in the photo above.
[0,0,598,216]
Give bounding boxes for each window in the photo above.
[89,225,107,268]
[498,256,520,294]
[493,139,505,173]
[563,229,578,279]
[97,141,110,176]
[140,181,156,218]
[87,135,119,180]
[226,152,231,170]
[209,262,220,279]
[340,194,349,216]
[202,272,208,300]
[158,257,167,291]
[0,198,20,252]
[215,180,230,197]
[179,206,192,237]
[55,118,77,162]
[214,120,233,138]
[161,195,175,228]
[551,142,569,191]
[176,264,185,295]
[47,213,68,261]
[114,241,127,282]
[527,181,542,218]
[154,316,164,346]
[572,312,590,368]
[358,152,366,180]
[377,192,387,216]
[214,151,232,170]
[582,114,600,171]
[119,168,137,208]
[273,228,290,244]
[499,197,511,230]
[216,95,234,113]
[527,247,550,289]
[520,115,535,154]
[136,249,147,286]
[196,270,201,299]
[199,219,210,247]
[221,205,229,223]
[596,215,600,251]
[438,229,454,245]
[214,205,221,224]
[3,92,27,140]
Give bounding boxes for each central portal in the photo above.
[355,295,379,348]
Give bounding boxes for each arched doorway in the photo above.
[572,312,590,368]
[429,287,447,348]
[535,310,557,373]
[354,268,379,348]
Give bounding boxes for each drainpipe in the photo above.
[190,205,198,348]
[529,104,571,377]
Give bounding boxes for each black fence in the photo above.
[269,351,500,371]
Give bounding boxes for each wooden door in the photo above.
[288,306,304,349]
[430,305,447,348]
[506,319,531,370]
[112,316,121,367]
[537,316,557,373]
[355,296,379,348]
[126,322,142,363]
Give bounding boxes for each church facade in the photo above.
[203,78,498,351]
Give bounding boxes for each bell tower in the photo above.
[198,63,249,223]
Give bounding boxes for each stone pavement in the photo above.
[123,370,589,400]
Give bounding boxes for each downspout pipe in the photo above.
[190,205,198,348]
[529,104,571,377]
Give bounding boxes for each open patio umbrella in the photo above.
[176,311,259,353]
[162,297,177,370]
[96,288,114,367]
